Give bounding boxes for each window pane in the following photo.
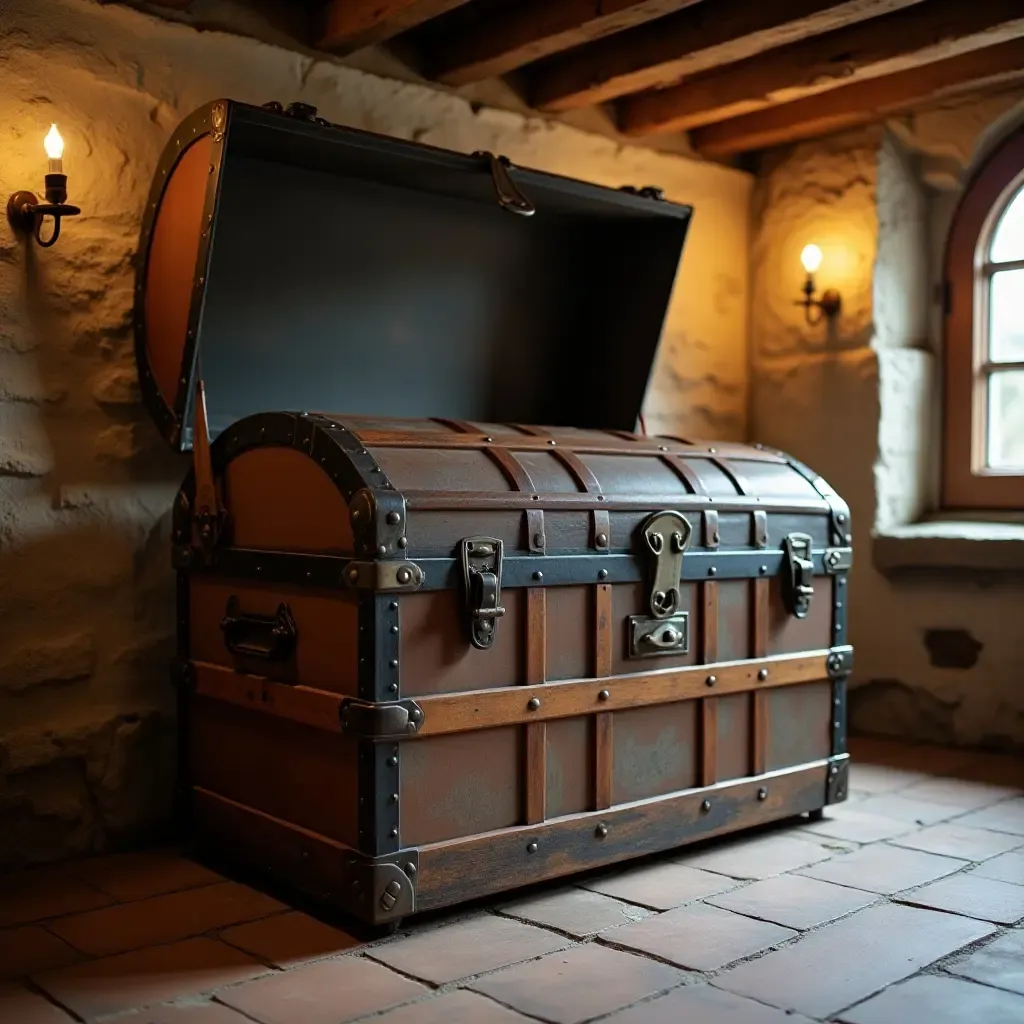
[989,269,1024,362]
[987,370,1024,469]
[990,182,1024,263]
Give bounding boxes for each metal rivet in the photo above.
[836,513,846,524]
[390,601,399,610]
[484,436,493,442]
[708,447,717,454]
[598,689,610,701]
[390,659,399,668]
[596,532,608,546]
[386,511,401,525]
[712,532,720,544]
[398,536,408,548]
[845,533,852,543]
[533,533,544,548]
[758,669,769,681]
[835,601,843,610]
[387,756,398,767]
[833,719,841,729]
[757,787,768,801]
[378,544,388,555]
[705,675,716,688]
[836,788,845,799]
[389,793,399,803]
[390,828,399,837]
[533,571,543,581]
[547,439,556,445]
[759,565,768,574]
[708,567,717,576]
[527,697,541,711]
[531,494,540,501]
[838,578,846,588]
[830,765,839,776]
[701,799,712,813]
[527,841,538,854]
[834,697,841,706]
[390,625,399,634]
[598,568,609,580]
[396,568,412,584]
[659,445,668,452]
[597,494,606,501]
[347,568,359,582]
[389,682,398,692]
[404,862,417,876]
[595,823,608,838]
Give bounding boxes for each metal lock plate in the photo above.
[460,537,506,650]
[783,532,815,619]
[629,612,690,658]
[640,511,692,619]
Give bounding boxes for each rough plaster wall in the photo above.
[0,0,751,867]
[751,97,1024,753]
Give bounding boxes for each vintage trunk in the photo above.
[135,99,853,929]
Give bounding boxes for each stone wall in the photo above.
[0,0,752,868]
[750,89,1024,753]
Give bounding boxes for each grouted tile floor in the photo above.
[2,736,1023,1023]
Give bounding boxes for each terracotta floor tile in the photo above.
[373,989,533,1022]
[580,862,740,909]
[797,843,968,894]
[952,798,1024,836]
[48,881,285,956]
[0,982,76,1023]
[73,849,223,902]
[217,955,426,1024]
[851,794,961,826]
[135,1003,256,1023]
[898,873,1024,924]
[799,806,917,843]
[603,983,817,1023]
[605,901,794,971]
[470,943,683,1024]
[946,928,1024,995]
[0,925,79,979]
[33,937,268,1020]
[369,913,569,985]
[0,868,112,927]
[220,910,360,967]
[676,834,835,879]
[890,823,1023,861]
[970,849,1024,884]
[899,777,1023,810]
[706,874,876,930]
[499,887,650,937]
[839,974,1024,1024]
[712,902,995,1019]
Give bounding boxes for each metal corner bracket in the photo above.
[346,849,419,924]
[824,547,853,573]
[339,698,424,739]
[344,560,424,592]
[826,755,850,805]
[826,646,854,679]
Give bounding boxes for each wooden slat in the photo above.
[701,698,718,787]
[189,648,845,738]
[753,578,769,660]
[752,577,770,777]
[702,581,719,663]
[692,38,1024,155]
[530,0,926,113]
[430,0,704,86]
[753,691,770,776]
[595,583,614,811]
[318,0,473,53]
[702,578,719,786]
[525,588,547,825]
[620,0,1024,136]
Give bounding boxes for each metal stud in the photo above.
[389,682,398,692]
[386,511,401,525]
[533,571,543,581]
[404,862,417,877]
[390,601,399,610]
[398,537,408,548]
[527,697,541,711]
[595,823,608,839]
[533,533,544,548]
[596,532,608,546]
[387,756,398,767]
[758,668,769,681]
[598,568,609,580]
[757,787,768,801]
[527,841,538,854]
[708,567,717,577]
[396,568,412,585]
[390,625,399,635]
[389,828,399,837]
[701,799,712,813]
[378,544,388,556]
[598,689,610,701]
[390,659,399,668]
[759,565,768,575]
[389,793,399,803]
[705,675,716,688]
[547,439,556,446]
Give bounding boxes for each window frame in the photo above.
[943,126,1024,510]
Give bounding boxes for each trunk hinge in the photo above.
[641,511,692,619]
[782,532,815,619]
[192,380,226,558]
[460,537,506,650]
[474,152,535,217]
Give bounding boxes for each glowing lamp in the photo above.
[6,120,80,248]
[796,242,840,325]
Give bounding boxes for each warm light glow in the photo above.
[44,123,64,160]
[800,243,823,274]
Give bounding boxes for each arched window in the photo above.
[943,127,1024,509]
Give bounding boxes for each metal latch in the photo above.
[473,152,535,217]
[460,537,506,650]
[629,612,690,658]
[783,532,815,619]
[640,511,692,618]
[339,698,424,739]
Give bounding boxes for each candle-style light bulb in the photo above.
[800,243,823,275]
[44,123,64,173]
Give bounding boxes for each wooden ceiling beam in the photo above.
[619,0,1024,137]
[529,0,927,113]
[427,1,705,87]
[690,39,1024,156]
[318,0,474,54]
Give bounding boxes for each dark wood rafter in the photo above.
[528,0,928,113]
[618,0,1024,136]
[428,0,705,86]
[691,38,1024,156]
[319,0,475,54]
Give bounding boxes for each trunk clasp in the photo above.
[460,537,506,650]
[641,511,692,619]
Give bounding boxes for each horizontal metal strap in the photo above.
[403,492,830,513]
[180,546,853,591]
[188,646,851,739]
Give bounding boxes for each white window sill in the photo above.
[874,518,1024,573]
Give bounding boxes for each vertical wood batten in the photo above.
[594,583,613,811]
[752,577,770,776]
[701,580,719,786]
[525,587,547,824]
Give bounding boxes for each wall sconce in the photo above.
[797,244,841,325]
[6,123,81,248]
